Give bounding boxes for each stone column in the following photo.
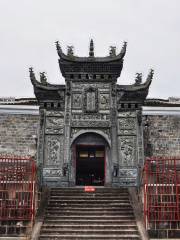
[63,80,72,186]
[111,82,119,185]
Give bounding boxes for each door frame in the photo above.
[75,144,106,186]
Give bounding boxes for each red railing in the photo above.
[144,157,180,230]
[0,156,37,222]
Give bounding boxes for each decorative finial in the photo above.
[67,46,74,56]
[109,46,116,57]
[55,41,62,57]
[40,72,47,85]
[29,67,34,74]
[29,67,37,83]
[148,69,154,79]
[135,73,142,85]
[89,39,94,57]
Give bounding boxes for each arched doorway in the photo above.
[71,132,110,186]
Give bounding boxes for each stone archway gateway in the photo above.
[30,39,153,187]
[71,132,110,186]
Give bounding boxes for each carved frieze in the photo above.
[43,168,63,177]
[45,117,64,135]
[72,113,110,121]
[46,111,64,117]
[118,111,136,117]
[71,120,110,128]
[119,129,136,135]
[45,128,64,134]
[118,136,136,166]
[70,128,111,139]
[99,93,110,110]
[72,93,82,109]
[71,83,110,90]
[44,135,64,166]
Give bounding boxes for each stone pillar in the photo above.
[111,82,119,185]
[63,80,72,186]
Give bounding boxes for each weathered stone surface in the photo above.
[0,114,39,156]
[143,115,180,157]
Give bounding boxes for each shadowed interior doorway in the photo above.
[76,145,105,186]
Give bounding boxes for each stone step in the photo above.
[39,187,140,240]
[44,219,137,225]
[46,206,133,211]
[45,215,136,221]
[40,229,139,235]
[41,224,137,229]
[46,211,134,216]
[49,196,130,200]
[50,188,128,192]
[50,192,129,196]
[39,234,140,239]
[48,199,130,203]
[47,203,132,208]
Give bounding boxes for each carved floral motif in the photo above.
[119,118,136,130]
[119,136,136,166]
[44,135,63,166]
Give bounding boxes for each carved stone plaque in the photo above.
[84,87,98,113]
[44,135,64,166]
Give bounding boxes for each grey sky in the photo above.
[0,0,179,98]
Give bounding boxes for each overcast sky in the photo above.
[0,0,179,98]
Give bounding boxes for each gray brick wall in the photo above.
[0,112,179,159]
[0,114,39,156]
[144,115,180,157]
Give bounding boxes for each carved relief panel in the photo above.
[45,117,64,134]
[72,93,82,109]
[99,93,110,110]
[118,116,137,135]
[118,136,137,166]
[44,135,64,167]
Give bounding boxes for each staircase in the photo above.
[39,188,141,240]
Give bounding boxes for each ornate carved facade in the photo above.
[30,39,153,187]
